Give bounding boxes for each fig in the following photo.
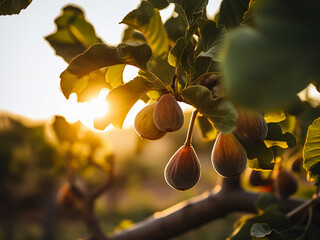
[290,156,303,173]
[274,168,298,198]
[233,109,268,144]
[211,132,247,178]
[249,169,269,186]
[164,145,201,191]
[134,103,167,140]
[153,93,184,132]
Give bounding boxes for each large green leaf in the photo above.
[242,0,262,26]
[94,77,152,130]
[218,0,250,29]
[0,0,32,15]
[45,6,102,63]
[223,0,320,111]
[181,85,237,133]
[121,1,169,59]
[64,43,152,78]
[264,123,296,149]
[303,117,320,181]
[105,65,125,88]
[168,0,208,24]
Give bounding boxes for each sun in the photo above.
[61,89,146,131]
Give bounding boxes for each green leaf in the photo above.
[147,0,169,10]
[230,209,290,240]
[45,6,102,63]
[242,141,274,170]
[147,57,175,87]
[218,0,250,29]
[242,0,262,26]
[168,23,197,67]
[256,193,277,212]
[181,85,237,133]
[250,223,272,238]
[264,123,296,149]
[105,65,125,88]
[169,0,208,24]
[303,117,320,181]
[0,0,32,15]
[223,0,320,111]
[121,1,169,59]
[164,6,188,42]
[196,115,217,141]
[94,77,152,130]
[65,42,152,78]
[60,68,110,101]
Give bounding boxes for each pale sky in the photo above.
[0,0,221,124]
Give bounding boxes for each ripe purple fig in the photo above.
[164,145,201,191]
[274,168,298,198]
[211,132,247,178]
[249,169,269,186]
[134,103,167,140]
[233,109,268,144]
[153,93,184,132]
[290,156,303,173]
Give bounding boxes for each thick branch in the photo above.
[109,187,307,240]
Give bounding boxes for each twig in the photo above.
[287,192,320,218]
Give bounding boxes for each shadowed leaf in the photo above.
[264,123,296,149]
[218,0,250,29]
[121,1,169,59]
[181,85,237,133]
[169,0,208,24]
[0,0,32,15]
[196,115,217,141]
[45,5,102,63]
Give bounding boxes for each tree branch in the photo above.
[109,181,310,240]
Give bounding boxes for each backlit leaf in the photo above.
[242,0,262,26]
[94,77,152,130]
[264,123,296,149]
[121,1,169,59]
[242,141,274,170]
[45,5,102,63]
[303,117,320,181]
[0,0,32,15]
[181,85,237,133]
[164,6,188,42]
[264,110,286,123]
[105,65,125,88]
[64,42,152,78]
[196,115,217,141]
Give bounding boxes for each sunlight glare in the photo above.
[63,89,109,130]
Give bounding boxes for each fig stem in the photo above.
[286,192,320,218]
[184,109,198,146]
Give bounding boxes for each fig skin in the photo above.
[134,103,167,140]
[274,168,298,198]
[164,145,201,191]
[211,132,247,178]
[233,109,268,144]
[290,156,303,173]
[153,93,184,132]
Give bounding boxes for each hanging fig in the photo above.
[164,145,201,191]
[274,167,298,198]
[134,103,167,140]
[233,109,268,144]
[290,156,303,173]
[211,132,247,178]
[153,93,184,132]
[249,169,269,186]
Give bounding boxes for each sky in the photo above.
[0,0,221,127]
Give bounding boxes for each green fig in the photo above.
[165,145,201,191]
[134,103,167,140]
[211,132,247,178]
[233,109,268,144]
[274,168,298,198]
[153,93,184,132]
